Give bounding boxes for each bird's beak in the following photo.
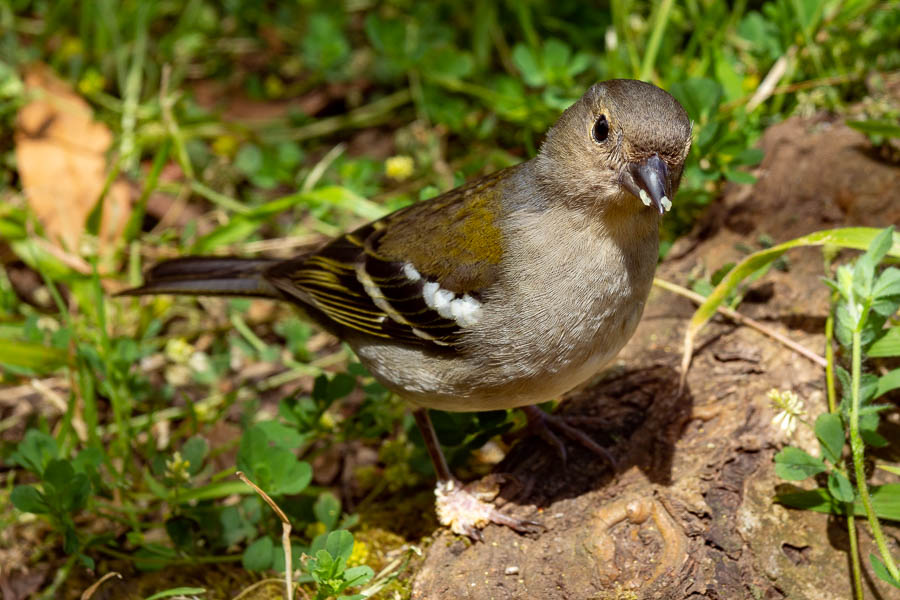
[620,154,672,215]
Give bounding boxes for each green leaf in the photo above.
[834,301,855,347]
[254,421,307,450]
[854,227,895,300]
[737,12,782,59]
[859,373,880,405]
[302,13,350,74]
[774,447,827,481]
[234,144,263,176]
[10,429,58,475]
[242,536,275,571]
[328,372,357,400]
[62,523,80,553]
[181,437,208,475]
[269,451,312,496]
[732,148,764,167]
[869,327,900,357]
[873,268,900,299]
[364,15,410,72]
[43,459,75,489]
[847,120,900,139]
[511,44,543,87]
[423,46,474,80]
[862,484,900,520]
[876,369,900,399]
[776,484,900,521]
[343,564,375,587]
[325,529,355,570]
[315,492,342,531]
[859,411,888,447]
[815,413,844,465]
[236,425,312,496]
[870,554,900,589]
[541,38,571,75]
[713,49,743,101]
[723,168,757,184]
[11,485,49,514]
[827,471,855,503]
[669,78,722,123]
[566,52,591,78]
[43,460,91,512]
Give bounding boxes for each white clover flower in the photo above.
[768,388,805,436]
[188,351,211,373]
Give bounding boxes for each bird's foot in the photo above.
[521,404,617,469]
[434,479,540,540]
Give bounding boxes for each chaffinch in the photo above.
[123,79,693,538]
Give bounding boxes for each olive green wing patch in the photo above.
[266,168,513,347]
[372,167,509,294]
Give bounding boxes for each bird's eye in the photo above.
[592,115,609,143]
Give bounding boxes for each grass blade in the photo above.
[680,227,900,389]
[0,338,68,373]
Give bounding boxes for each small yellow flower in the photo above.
[347,538,370,567]
[768,388,805,436]
[165,338,194,364]
[385,155,414,181]
[165,451,192,484]
[305,521,327,539]
[264,74,285,99]
[78,69,106,96]
[212,135,239,158]
[59,37,83,60]
[318,411,337,431]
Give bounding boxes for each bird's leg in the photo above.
[521,404,617,469]
[412,408,539,540]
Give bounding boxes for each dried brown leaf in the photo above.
[15,64,131,254]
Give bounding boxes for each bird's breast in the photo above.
[448,207,658,406]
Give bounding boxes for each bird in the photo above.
[121,79,693,539]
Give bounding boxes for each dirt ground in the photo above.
[411,115,900,599]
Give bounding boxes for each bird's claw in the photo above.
[434,479,541,540]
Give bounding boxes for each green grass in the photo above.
[0,0,898,597]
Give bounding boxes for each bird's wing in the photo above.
[267,167,515,348]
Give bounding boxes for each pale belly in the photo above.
[352,293,647,412]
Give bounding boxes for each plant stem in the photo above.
[849,328,900,581]
[119,3,149,172]
[826,252,861,596]
[639,0,674,81]
[847,512,864,600]
[824,297,838,414]
[264,90,411,143]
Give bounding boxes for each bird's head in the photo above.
[535,79,693,217]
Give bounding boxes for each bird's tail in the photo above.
[118,256,283,299]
